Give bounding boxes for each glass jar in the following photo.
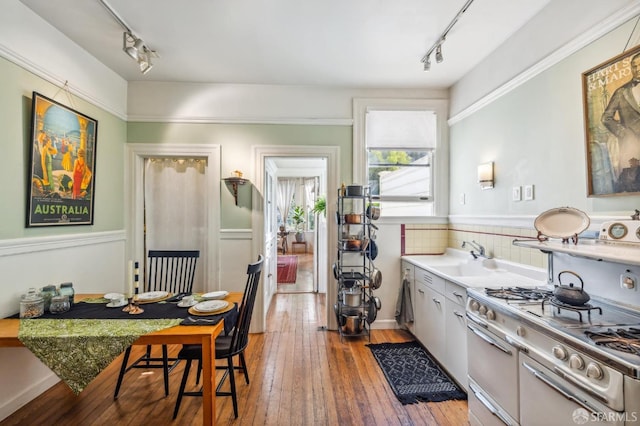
[20,288,44,319]
[40,285,58,312]
[59,282,75,307]
[49,295,70,314]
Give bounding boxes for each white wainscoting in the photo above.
[0,230,126,422]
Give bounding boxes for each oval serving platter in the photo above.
[534,207,589,239]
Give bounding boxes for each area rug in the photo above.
[367,341,467,404]
[277,255,298,284]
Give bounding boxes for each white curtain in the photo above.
[277,178,296,227]
[144,158,207,291]
[304,178,316,212]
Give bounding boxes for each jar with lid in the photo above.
[59,282,75,307]
[39,285,58,312]
[20,288,44,319]
[49,295,70,314]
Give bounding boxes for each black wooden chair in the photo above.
[172,255,264,419]
[114,250,200,399]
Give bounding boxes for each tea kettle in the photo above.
[553,270,590,306]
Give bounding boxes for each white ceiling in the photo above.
[20,0,551,89]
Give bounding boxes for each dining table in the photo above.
[0,291,243,426]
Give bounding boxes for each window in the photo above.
[353,99,448,218]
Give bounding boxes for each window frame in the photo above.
[353,98,449,218]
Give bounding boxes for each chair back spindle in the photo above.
[147,250,200,293]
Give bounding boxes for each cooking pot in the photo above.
[342,311,363,334]
[332,263,340,280]
[366,205,380,220]
[345,185,363,197]
[554,270,590,306]
[342,238,363,250]
[366,297,377,324]
[334,303,345,327]
[373,296,381,310]
[344,213,362,224]
[370,267,382,289]
[343,288,362,307]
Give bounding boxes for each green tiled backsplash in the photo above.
[403,223,547,269]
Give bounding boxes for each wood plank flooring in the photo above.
[1,293,469,426]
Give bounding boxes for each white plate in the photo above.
[106,300,128,308]
[104,292,125,300]
[534,207,590,239]
[201,291,229,300]
[136,291,169,301]
[177,300,198,308]
[193,300,229,313]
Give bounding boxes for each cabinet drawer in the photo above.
[415,267,445,294]
[445,281,467,305]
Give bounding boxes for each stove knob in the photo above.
[552,345,568,360]
[486,309,496,320]
[469,300,480,311]
[478,305,487,316]
[569,354,585,370]
[516,326,526,337]
[586,363,604,381]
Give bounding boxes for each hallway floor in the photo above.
[277,252,314,293]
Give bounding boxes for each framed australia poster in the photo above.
[27,91,98,226]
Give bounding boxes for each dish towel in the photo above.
[395,277,414,326]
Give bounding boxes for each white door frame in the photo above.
[125,143,221,291]
[253,145,340,332]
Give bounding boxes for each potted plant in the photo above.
[292,205,306,242]
[312,195,326,217]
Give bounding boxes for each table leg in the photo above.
[202,334,215,425]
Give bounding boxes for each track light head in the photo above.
[123,32,157,74]
[423,57,431,72]
[435,44,443,63]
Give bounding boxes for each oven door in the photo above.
[467,321,519,421]
[468,377,519,426]
[519,353,623,426]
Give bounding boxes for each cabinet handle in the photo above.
[432,298,441,305]
[453,291,464,299]
[453,310,464,318]
[418,289,425,294]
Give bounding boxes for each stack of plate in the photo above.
[201,291,229,300]
[188,300,230,316]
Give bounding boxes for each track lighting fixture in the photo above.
[420,0,475,71]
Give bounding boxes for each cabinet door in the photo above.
[418,281,445,361]
[445,299,468,391]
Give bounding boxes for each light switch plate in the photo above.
[512,186,521,201]
[524,185,534,201]
[459,193,466,205]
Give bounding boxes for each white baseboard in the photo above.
[0,372,59,422]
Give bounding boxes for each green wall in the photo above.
[127,122,352,229]
[0,57,126,240]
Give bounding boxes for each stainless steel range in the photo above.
[466,285,640,426]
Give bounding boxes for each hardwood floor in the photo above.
[1,293,469,426]
[276,253,314,293]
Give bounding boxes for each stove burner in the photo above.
[585,328,640,356]
[485,287,552,301]
[542,297,603,322]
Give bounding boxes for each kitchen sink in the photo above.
[430,258,504,277]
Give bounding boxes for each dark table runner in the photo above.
[14,301,238,334]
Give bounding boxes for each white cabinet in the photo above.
[444,281,468,391]
[410,266,467,391]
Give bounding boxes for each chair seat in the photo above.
[178,335,235,360]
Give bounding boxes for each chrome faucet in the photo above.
[461,240,491,259]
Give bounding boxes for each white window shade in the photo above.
[365,110,437,148]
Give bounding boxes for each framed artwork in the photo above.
[582,44,640,196]
[27,92,98,226]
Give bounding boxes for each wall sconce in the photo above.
[223,170,249,206]
[478,162,494,190]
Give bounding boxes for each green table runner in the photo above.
[18,318,183,394]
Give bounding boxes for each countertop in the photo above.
[402,249,548,289]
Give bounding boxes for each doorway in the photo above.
[252,145,340,332]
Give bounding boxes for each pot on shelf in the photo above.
[342,311,364,334]
[344,213,361,224]
[343,288,362,307]
[554,270,590,306]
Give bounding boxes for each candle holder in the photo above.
[122,296,144,314]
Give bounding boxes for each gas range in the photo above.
[467,286,640,378]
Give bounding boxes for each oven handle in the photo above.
[467,324,513,356]
[552,366,609,406]
[522,362,601,415]
[466,312,488,328]
[468,381,513,426]
[504,335,529,354]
